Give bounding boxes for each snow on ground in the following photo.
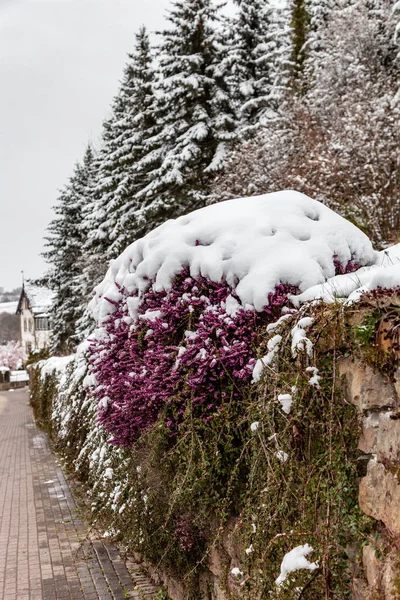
[90,191,376,325]
[0,301,18,314]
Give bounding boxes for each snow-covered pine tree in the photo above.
[305,0,337,70]
[133,0,237,232]
[43,145,95,353]
[72,151,101,343]
[84,27,157,263]
[393,0,400,99]
[225,0,290,136]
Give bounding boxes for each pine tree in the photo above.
[133,0,237,231]
[84,27,157,263]
[226,0,290,136]
[43,146,95,353]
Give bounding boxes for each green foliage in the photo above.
[153,589,171,600]
[25,347,50,367]
[290,0,310,85]
[30,303,383,598]
[348,305,398,376]
[28,364,57,433]
[75,304,374,597]
[353,312,378,348]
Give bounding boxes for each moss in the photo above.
[352,311,379,348]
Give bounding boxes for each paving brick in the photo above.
[0,390,161,599]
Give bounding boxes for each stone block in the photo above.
[358,413,379,454]
[362,544,381,591]
[393,367,400,403]
[359,460,400,536]
[376,413,400,462]
[166,576,186,600]
[381,551,399,600]
[221,518,240,563]
[339,358,397,412]
[351,578,371,600]
[208,545,224,578]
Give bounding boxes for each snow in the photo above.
[276,450,289,462]
[265,334,282,364]
[278,393,293,414]
[306,366,321,388]
[250,421,259,432]
[10,370,29,383]
[23,283,54,317]
[225,295,242,317]
[292,243,400,306]
[266,314,292,333]
[231,567,243,577]
[377,244,400,267]
[99,397,110,409]
[291,318,313,357]
[0,301,18,314]
[40,356,74,381]
[252,334,282,382]
[139,309,163,322]
[252,358,267,383]
[90,191,375,325]
[276,544,319,586]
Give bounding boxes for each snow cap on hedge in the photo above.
[91,190,376,323]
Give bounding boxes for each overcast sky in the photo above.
[0,0,183,290]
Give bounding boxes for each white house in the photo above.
[16,284,54,354]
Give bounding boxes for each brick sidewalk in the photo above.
[0,390,159,600]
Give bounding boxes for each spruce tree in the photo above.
[43,145,95,353]
[134,0,237,231]
[226,0,289,136]
[84,27,157,263]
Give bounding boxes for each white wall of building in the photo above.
[20,297,51,353]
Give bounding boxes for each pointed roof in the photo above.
[17,283,54,317]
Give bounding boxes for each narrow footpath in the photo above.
[0,390,159,600]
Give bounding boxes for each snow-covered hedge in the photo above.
[30,192,400,598]
[91,190,375,320]
[31,301,374,598]
[86,191,374,446]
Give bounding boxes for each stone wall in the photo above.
[0,381,28,391]
[29,304,400,600]
[339,358,400,600]
[137,357,400,600]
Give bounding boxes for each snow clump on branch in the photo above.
[275,544,319,586]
